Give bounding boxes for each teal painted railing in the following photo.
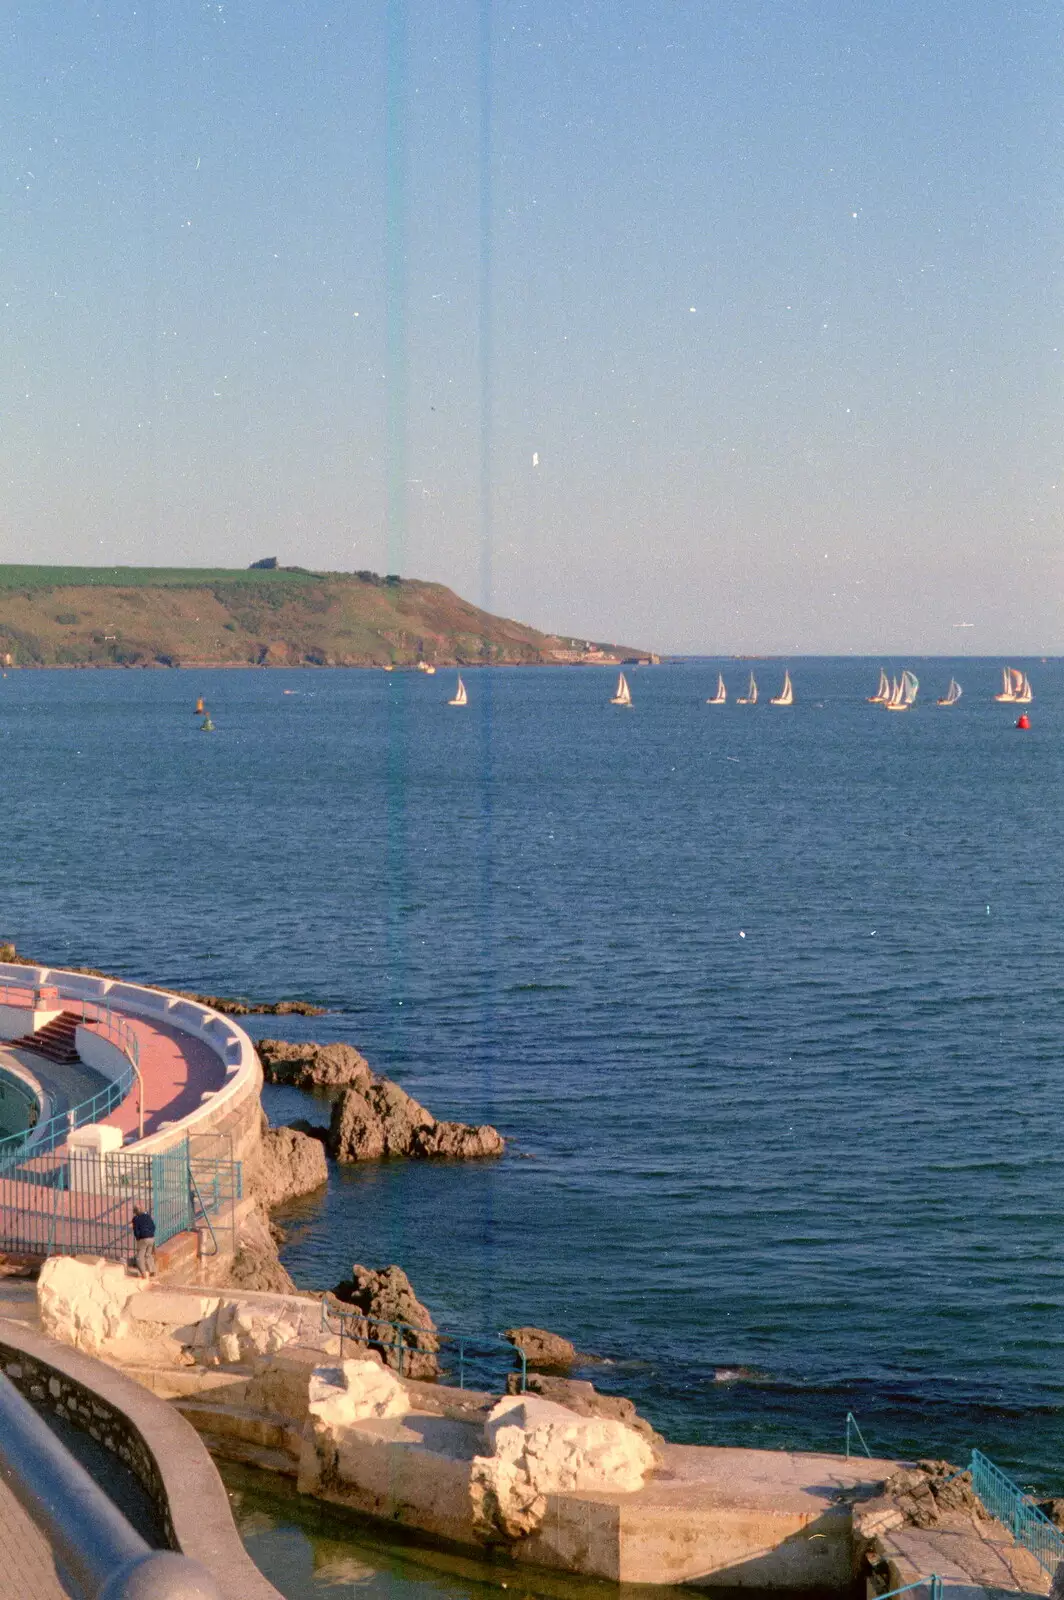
[876,1578,942,1600]
[0,984,141,1172]
[968,1449,1064,1577]
[0,1136,241,1262]
[321,1299,528,1392]
[846,1410,872,1458]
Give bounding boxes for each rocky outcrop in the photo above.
[327,1264,440,1380]
[257,1039,373,1093]
[470,1393,656,1542]
[228,1201,298,1294]
[328,1080,504,1163]
[257,1037,504,1161]
[503,1326,577,1371]
[245,1124,329,1210]
[504,1373,663,1453]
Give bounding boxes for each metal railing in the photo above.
[846,1410,872,1457]
[968,1448,1064,1577]
[0,981,143,1170]
[0,1368,224,1598]
[321,1299,528,1392]
[875,1578,942,1600]
[0,1136,240,1263]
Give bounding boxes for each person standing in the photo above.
[131,1206,156,1278]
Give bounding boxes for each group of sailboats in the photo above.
[993,667,1033,704]
[867,666,1033,709]
[868,669,920,711]
[705,670,793,707]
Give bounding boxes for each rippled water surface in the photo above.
[3,661,1063,1590]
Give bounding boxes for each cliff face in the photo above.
[0,566,635,667]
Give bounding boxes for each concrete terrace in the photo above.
[0,982,230,1146]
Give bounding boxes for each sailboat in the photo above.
[610,672,633,707]
[770,670,793,707]
[937,678,962,706]
[200,714,215,732]
[737,672,758,705]
[448,675,468,707]
[994,667,1021,703]
[417,661,436,675]
[1014,672,1033,704]
[884,670,918,711]
[194,696,205,715]
[706,674,726,705]
[868,668,890,704]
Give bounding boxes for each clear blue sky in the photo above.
[0,1,1059,653]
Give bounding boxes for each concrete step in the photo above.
[196,1431,299,1478]
[173,1397,304,1461]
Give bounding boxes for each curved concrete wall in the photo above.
[0,1320,282,1600]
[0,964,263,1161]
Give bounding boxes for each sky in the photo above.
[0,1,1060,654]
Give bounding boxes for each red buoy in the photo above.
[1016,713,1030,730]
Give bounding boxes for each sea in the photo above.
[2,658,1063,1598]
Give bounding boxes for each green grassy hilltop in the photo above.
[0,565,637,668]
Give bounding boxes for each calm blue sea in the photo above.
[3,660,1063,1593]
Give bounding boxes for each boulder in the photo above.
[328,1264,439,1380]
[503,1326,577,1370]
[329,1089,386,1161]
[307,1359,409,1427]
[38,1256,138,1354]
[328,1081,504,1163]
[246,1125,329,1210]
[504,1373,663,1453]
[257,1039,373,1094]
[470,1393,656,1542]
[414,1121,506,1159]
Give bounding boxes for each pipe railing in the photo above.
[0,981,142,1166]
[0,1369,223,1598]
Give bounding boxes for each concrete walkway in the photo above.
[0,1474,71,1598]
[882,1515,1052,1600]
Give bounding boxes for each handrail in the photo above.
[0,1368,224,1598]
[846,1410,872,1458]
[320,1299,528,1392]
[0,980,142,1167]
[968,1448,1064,1577]
[188,1167,219,1257]
[875,1578,942,1600]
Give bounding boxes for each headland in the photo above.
[0,564,642,668]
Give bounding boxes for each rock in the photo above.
[227,1201,298,1294]
[1042,1499,1064,1531]
[470,1393,656,1542]
[881,1461,988,1529]
[414,1121,505,1159]
[328,1264,439,1380]
[503,1326,578,1371]
[307,1359,409,1427]
[246,1125,329,1210]
[257,1039,373,1093]
[365,1078,436,1154]
[38,1256,139,1354]
[288,1119,330,1145]
[503,1373,663,1453]
[329,1089,386,1161]
[327,1081,504,1163]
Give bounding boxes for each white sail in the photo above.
[706,673,726,705]
[610,672,632,706]
[937,678,962,706]
[994,667,1016,703]
[448,675,468,706]
[1014,674,1033,704]
[737,672,757,705]
[901,670,918,705]
[868,668,890,704]
[770,669,793,707]
[884,672,913,711]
